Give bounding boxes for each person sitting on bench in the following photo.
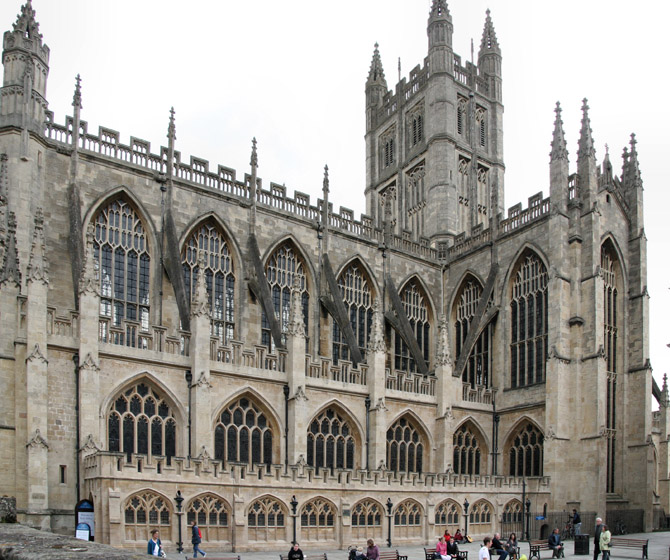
[548,528,564,558]
[492,534,508,560]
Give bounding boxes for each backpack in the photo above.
[198,527,202,539]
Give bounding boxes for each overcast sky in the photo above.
[2,1,667,392]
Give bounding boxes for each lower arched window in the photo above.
[469,500,493,533]
[247,496,287,542]
[214,396,273,467]
[300,498,337,542]
[124,491,171,541]
[351,499,382,541]
[108,382,176,463]
[501,500,523,536]
[508,423,544,476]
[393,499,423,540]
[187,494,231,544]
[453,423,483,475]
[386,416,424,474]
[307,408,356,470]
[434,500,461,535]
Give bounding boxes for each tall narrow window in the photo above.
[458,157,470,234]
[408,106,424,148]
[453,422,484,475]
[182,222,235,344]
[510,253,548,388]
[394,278,431,373]
[300,498,337,542]
[94,198,150,344]
[508,422,544,477]
[457,96,468,136]
[602,243,619,493]
[124,491,171,541]
[386,416,424,474]
[380,127,396,170]
[262,242,308,351]
[247,497,286,542]
[476,106,487,148]
[187,495,231,544]
[405,163,426,238]
[476,166,489,229]
[333,263,373,364]
[351,500,382,541]
[307,408,356,470]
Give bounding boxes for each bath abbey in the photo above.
[0,0,668,551]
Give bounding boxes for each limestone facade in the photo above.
[0,0,667,552]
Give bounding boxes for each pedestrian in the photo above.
[594,517,603,560]
[548,528,564,558]
[448,535,463,560]
[599,524,611,560]
[147,529,165,557]
[191,519,206,558]
[572,509,582,536]
[366,538,380,560]
[479,537,492,560]
[436,535,450,560]
[288,542,304,560]
[492,533,509,560]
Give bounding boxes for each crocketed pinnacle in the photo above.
[13,0,42,40]
[250,137,258,170]
[479,9,500,54]
[0,212,20,287]
[626,133,642,186]
[577,98,596,162]
[72,74,82,109]
[430,0,451,20]
[167,107,176,142]
[27,208,49,285]
[322,164,329,195]
[550,102,568,162]
[366,43,387,88]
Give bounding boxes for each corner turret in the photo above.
[477,9,502,101]
[549,102,569,214]
[365,43,388,133]
[427,0,453,74]
[623,133,644,235]
[0,0,50,133]
[577,98,597,208]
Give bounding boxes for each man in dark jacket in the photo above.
[549,528,564,558]
[191,519,206,558]
[594,517,603,560]
[492,533,509,560]
[573,509,582,536]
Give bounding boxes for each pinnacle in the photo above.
[479,8,500,54]
[322,164,329,194]
[366,43,387,87]
[167,107,176,141]
[550,101,568,162]
[577,98,596,162]
[250,137,258,170]
[430,0,451,20]
[72,74,82,109]
[13,0,42,40]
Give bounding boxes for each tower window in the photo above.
[380,127,396,170]
[409,108,424,148]
[457,97,468,136]
[476,106,487,148]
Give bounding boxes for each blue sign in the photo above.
[535,516,546,520]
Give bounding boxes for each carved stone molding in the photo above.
[26,343,48,365]
[26,428,48,450]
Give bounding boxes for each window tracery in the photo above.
[300,498,336,541]
[508,422,544,477]
[434,500,461,534]
[187,494,231,543]
[124,491,170,541]
[333,263,373,364]
[469,500,492,532]
[247,496,286,541]
[453,422,483,475]
[307,407,356,470]
[394,278,431,373]
[386,416,424,474]
[393,499,422,539]
[351,499,383,540]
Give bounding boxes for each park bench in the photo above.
[609,537,649,559]
[529,540,564,560]
[491,547,519,560]
[378,550,408,560]
[425,547,468,560]
[280,553,328,560]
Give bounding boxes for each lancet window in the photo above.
[408,107,424,148]
[300,498,336,542]
[394,279,431,373]
[108,382,176,463]
[501,500,523,525]
[510,252,548,388]
[124,491,170,541]
[508,422,544,477]
[247,497,286,541]
[380,127,396,169]
[405,164,426,237]
[182,222,235,344]
[386,416,424,474]
[458,157,470,234]
[333,262,373,364]
[307,408,356,470]
[434,500,460,535]
[453,422,482,475]
[262,242,309,351]
[469,500,492,532]
[351,500,383,540]
[214,396,273,467]
[187,495,231,543]
[476,106,487,148]
[94,198,150,345]
[393,499,423,539]
[476,166,489,228]
[457,96,468,136]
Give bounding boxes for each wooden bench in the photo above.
[378,550,408,560]
[280,553,328,560]
[491,548,519,560]
[529,540,564,560]
[425,547,468,560]
[609,537,649,559]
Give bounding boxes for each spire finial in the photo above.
[167,107,176,142]
[550,101,568,162]
[13,0,42,40]
[250,137,258,170]
[577,97,596,162]
[72,74,82,109]
[479,7,500,55]
[322,164,329,195]
[430,0,451,20]
[27,207,49,285]
[0,212,21,287]
[366,43,387,88]
[626,132,642,186]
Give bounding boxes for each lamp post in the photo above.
[175,490,184,554]
[386,497,393,548]
[290,495,298,545]
[463,498,470,539]
[524,497,531,541]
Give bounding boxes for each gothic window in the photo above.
[453,278,494,388]
[501,500,523,525]
[333,262,373,364]
[94,198,150,345]
[476,166,489,227]
[214,396,273,467]
[182,222,235,344]
[457,96,468,136]
[458,157,470,233]
[393,499,423,539]
[380,127,396,169]
[508,422,544,477]
[262,242,309,351]
[453,422,483,475]
[386,416,424,474]
[187,494,231,544]
[510,252,548,388]
[300,498,337,542]
[351,499,383,540]
[247,496,287,542]
[602,242,620,493]
[394,278,431,373]
[307,408,356,470]
[409,107,424,148]
[434,500,461,535]
[124,491,170,541]
[405,163,426,237]
[476,106,487,148]
[469,500,492,532]
[108,382,176,463]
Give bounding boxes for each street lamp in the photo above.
[525,498,531,541]
[175,490,184,554]
[290,495,298,544]
[386,497,393,548]
[463,498,470,539]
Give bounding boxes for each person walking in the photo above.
[572,509,582,536]
[147,529,165,557]
[191,519,206,558]
[599,524,611,560]
[593,517,603,560]
[366,538,380,560]
[479,537,492,560]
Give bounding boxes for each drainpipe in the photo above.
[73,352,80,503]
[284,384,290,469]
[185,370,192,459]
[365,396,371,471]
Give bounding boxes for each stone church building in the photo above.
[1,0,668,551]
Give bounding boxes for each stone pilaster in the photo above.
[286,279,307,464]
[434,315,457,473]
[366,299,387,469]
[658,376,670,516]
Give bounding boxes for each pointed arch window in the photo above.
[333,263,373,364]
[501,500,523,529]
[457,96,468,136]
[94,198,150,345]
[457,157,470,234]
[380,127,396,170]
[469,500,492,532]
[124,491,171,541]
[508,422,544,477]
[454,279,494,388]
[386,416,424,474]
[187,495,231,544]
[453,422,483,475]
[434,500,461,535]
[108,382,176,464]
[394,278,431,373]
[247,497,287,542]
[408,106,424,148]
[262,242,308,351]
[182,222,235,344]
[300,498,337,542]
[351,499,383,540]
[214,396,273,467]
[405,163,426,238]
[307,407,356,470]
[510,253,548,388]
[393,499,423,539]
[476,106,487,148]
